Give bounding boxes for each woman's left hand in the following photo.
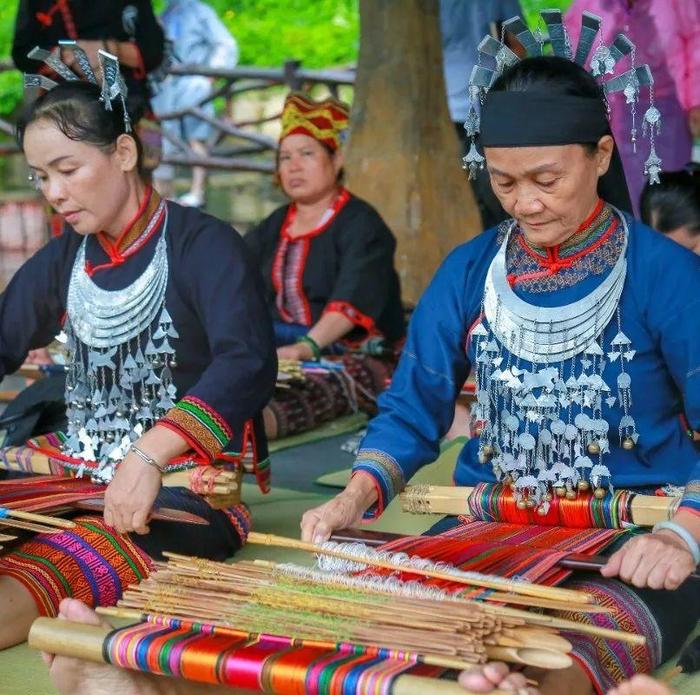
[601,530,696,590]
[103,452,162,535]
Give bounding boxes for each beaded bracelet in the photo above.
[652,520,700,565]
[297,335,322,361]
[129,444,167,474]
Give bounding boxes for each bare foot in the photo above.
[45,599,159,695]
[458,661,539,694]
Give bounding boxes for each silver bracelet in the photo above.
[129,444,166,474]
[652,520,700,565]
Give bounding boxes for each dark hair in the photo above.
[640,166,700,235]
[16,81,144,174]
[490,56,606,155]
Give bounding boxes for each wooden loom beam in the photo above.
[399,485,678,526]
[28,618,510,695]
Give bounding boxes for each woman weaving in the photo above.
[300,17,700,695]
[246,93,405,439]
[0,49,276,649]
[32,15,698,695]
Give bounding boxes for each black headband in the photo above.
[480,92,610,147]
[479,90,633,213]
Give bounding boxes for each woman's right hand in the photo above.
[300,472,378,543]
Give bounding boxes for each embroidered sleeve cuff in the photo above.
[159,396,233,462]
[352,448,406,520]
[324,301,376,333]
[679,480,700,515]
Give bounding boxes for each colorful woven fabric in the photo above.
[103,619,440,694]
[161,396,233,461]
[0,516,152,616]
[503,199,624,293]
[466,483,636,529]
[280,92,350,151]
[268,355,390,440]
[557,578,662,695]
[222,503,252,543]
[354,448,405,519]
[369,520,624,589]
[0,475,104,512]
[679,479,700,516]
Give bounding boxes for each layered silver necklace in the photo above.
[61,211,179,482]
[471,210,637,511]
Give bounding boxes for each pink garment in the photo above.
[565,0,698,214]
[565,0,700,108]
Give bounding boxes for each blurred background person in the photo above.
[439,0,523,229]
[152,0,239,208]
[12,0,165,171]
[566,0,700,216]
[640,164,700,254]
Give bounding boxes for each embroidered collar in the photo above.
[281,187,351,241]
[90,186,166,273]
[505,200,623,291]
[517,199,616,267]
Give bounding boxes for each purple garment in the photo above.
[565,0,698,214]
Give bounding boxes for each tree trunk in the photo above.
[344,0,482,304]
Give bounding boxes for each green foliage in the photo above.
[198,0,358,68]
[521,0,573,28]
[0,3,22,116]
[0,0,571,117]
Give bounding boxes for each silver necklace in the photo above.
[67,214,169,348]
[483,209,628,363]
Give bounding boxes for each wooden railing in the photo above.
[0,59,355,172]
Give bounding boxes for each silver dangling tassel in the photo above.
[643,85,663,185]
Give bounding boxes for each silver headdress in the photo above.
[24,42,132,133]
[463,9,661,185]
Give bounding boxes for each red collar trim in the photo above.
[86,187,166,276]
[280,188,351,241]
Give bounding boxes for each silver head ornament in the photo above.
[98,50,132,133]
[462,9,663,186]
[24,43,132,134]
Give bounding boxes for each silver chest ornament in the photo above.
[62,216,179,482]
[471,212,637,511]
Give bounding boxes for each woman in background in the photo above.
[246,93,405,440]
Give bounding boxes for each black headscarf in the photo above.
[480,89,633,213]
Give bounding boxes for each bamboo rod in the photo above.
[478,603,646,646]
[244,533,594,605]
[246,560,642,644]
[0,518,66,534]
[29,617,511,694]
[400,485,679,526]
[0,508,75,529]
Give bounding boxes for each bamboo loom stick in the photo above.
[0,507,75,529]
[235,558,641,646]
[151,555,644,647]
[159,552,598,615]
[479,602,646,646]
[400,485,679,526]
[244,533,594,604]
[118,559,576,669]
[28,618,511,695]
[0,518,67,534]
[248,559,612,615]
